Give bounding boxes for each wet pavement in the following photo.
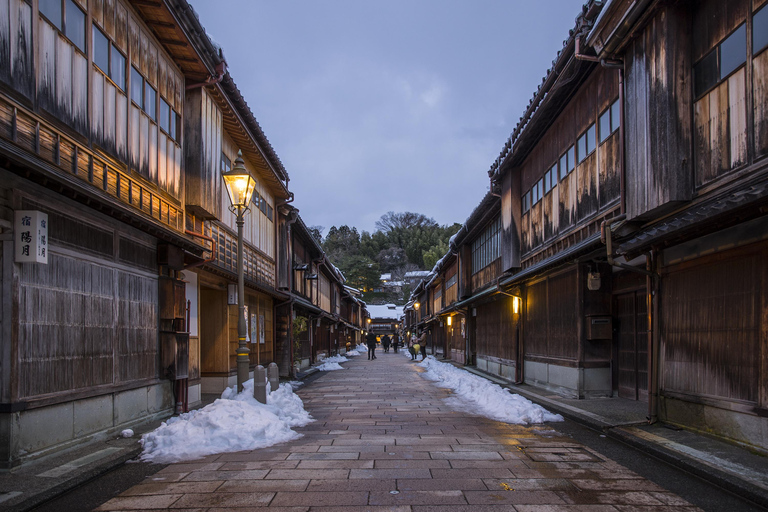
[92,352,711,511]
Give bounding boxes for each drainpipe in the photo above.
[183,228,216,269]
[186,57,227,90]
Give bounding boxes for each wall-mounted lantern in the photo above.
[414,302,420,310]
[512,296,522,315]
[446,315,452,326]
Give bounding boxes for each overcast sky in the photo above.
[189,0,584,235]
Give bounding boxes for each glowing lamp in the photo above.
[512,296,522,315]
[222,150,257,209]
[446,316,452,326]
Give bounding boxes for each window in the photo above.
[586,124,596,154]
[251,189,260,207]
[159,98,170,134]
[130,66,143,106]
[533,179,543,205]
[559,145,575,181]
[577,132,587,163]
[599,99,620,143]
[267,204,273,221]
[446,274,457,288]
[694,23,746,98]
[144,82,156,120]
[545,164,557,194]
[40,0,85,53]
[260,197,268,214]
[755,5,768,56]
[522,191,530,213]
[111,46,126,90]
[578,124,596,162]
[221,152,231,174]
[471,216,501,274]
[169,110,178,140]
[65,0,85,52]
[92,24,125,90]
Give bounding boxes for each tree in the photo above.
[376,246,408,273]
[323,225,361,262]
[423,239,449,270]
[341,255,380,291]
[375,211,438,234]
[307,225,324,245]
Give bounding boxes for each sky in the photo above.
[188,0,585,235]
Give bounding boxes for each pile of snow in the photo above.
[140,380,313,463]
[417,356,563,425]
[120,429,134,438]
[356,344,368,352]
[346,349,361,357]
[316,354,348,371]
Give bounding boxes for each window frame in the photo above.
[92,23,126,91]
[599,98,621,144]
[39,0,87,54]
[693,22,747,100]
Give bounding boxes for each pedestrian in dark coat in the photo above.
[382,334,391,353]
[366,331,377,360]
[392,333,400,354]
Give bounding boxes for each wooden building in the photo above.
[0,0,297,466]
[413,0,768,452]
[273,212,362,377]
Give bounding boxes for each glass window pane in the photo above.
[550,165,558,188]
[65,0,85,52]
[611,100,620,133]
[694,49,719,98]
[92,25,109,74]
[559,154,567,180]
[39,0,62,30]
[577,133,587,163]
[169,111,177,140]
[567,146,575,172]
[144,83,156,120]
[130,66,143,106]
[587,124,596,154]
[544,171,551,193]
[159,98,170,133]
[721,24,746,80]
[111,46,125,90]
[755,6,768,55]
[527,190,532,209]
[599,109,611,142]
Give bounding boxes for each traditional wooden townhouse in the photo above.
[274,212,356,376]
[0,0,294,466]
[458,0,768,451]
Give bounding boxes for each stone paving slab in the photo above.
[94,354,704,511]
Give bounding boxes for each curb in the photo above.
[9,445,143,512]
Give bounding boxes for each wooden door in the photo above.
[614,291,649,401]
[199,287,227,374]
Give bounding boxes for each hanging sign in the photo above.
[14,210,48,264]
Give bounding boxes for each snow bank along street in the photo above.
[97,350,704,511]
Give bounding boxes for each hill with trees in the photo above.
[312,211,461,304]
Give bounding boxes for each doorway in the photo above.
[613,289,649,401]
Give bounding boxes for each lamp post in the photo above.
[222,150,257,391]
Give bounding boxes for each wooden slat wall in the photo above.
[184,87,222,220]
[519,67,620,257]
[199,287,228,374]
[475,297,516,362]
[661,245,763,403]
[754,47,768,158]
[625,2,693,219]
[0,0,33,98]
[523,268,578,360]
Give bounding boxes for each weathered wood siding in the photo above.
[501,170,521,271]
[519,67,620,257]
[661,243,765,405]
[0,0,33,99]
[624,2,692,219]
[475,297,517,363]
[16,198,158,399]
[184,87,222,220]
[524,268,579,361]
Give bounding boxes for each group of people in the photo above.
[364,329,427,361]
[365,331,400,360]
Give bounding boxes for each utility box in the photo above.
[587,315,612,340]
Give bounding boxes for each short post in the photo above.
[267,362,279,393]
[253,365,267,404]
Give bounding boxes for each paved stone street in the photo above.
[94,352,702,511]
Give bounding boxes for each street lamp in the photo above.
[222,150,257,391]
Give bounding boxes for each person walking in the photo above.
[382,334,391,353]
[392,332,400,354]
[417,329,428,361]
[408,333,417,360]
[366,330,377,360]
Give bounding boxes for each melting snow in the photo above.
[417,356,563,424]
[140,380,313,463]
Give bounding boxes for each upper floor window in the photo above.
[158,97,180,141]
[544,163,557,194]
[221,152,231,174]
[754,5,768,56]
[446,274,457,289]
[130,66,157,121]
[599,99,620,143]
[577,124,596,163]
[694,23,746,99]
[559,145,575,181]
[40,0,86,53]
[92,24,125,90]
[471,216,501,274]
[522,190,530,213]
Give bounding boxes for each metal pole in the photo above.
[236,207,250,391]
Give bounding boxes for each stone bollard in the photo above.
[253,365,267,404]
[267,362,279,393]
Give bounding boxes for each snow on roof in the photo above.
[380,273,392,281]
[383,281,404,287]
[404,270,431,278]
[366,304,404,320]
